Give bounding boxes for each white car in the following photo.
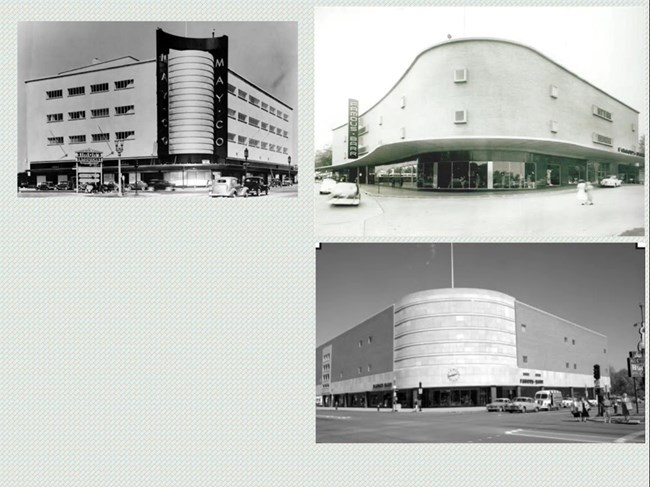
[600,175,622,187]
[330,182,361,206]
[505,397,539,413]
[319,178,338,194]
[486,398,512,412]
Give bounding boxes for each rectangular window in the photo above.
[68,111,86,121]
[550,120,558,133]
[46,113,63,123]
[400,96,406,108]
[227,133,236,142]
[68,86,85,96]
[573,363,577,370]
[572,339,576,345]
[91,133,110,142]
[282,147,288,154]
[261,122,268,131]
[269,106,276,115]
[115,79,134,90]
[604,348,607,354]
[283,113,288,121]
[260,142,268,150]
[269,144,276,152]
[357,367,362,374]
[237,89,247,100]
[227,108,236,119]
[592,105,612,121]
[227,83,236,94]
[69,134,86,144]
[90,83,109,93]
[269,125,276,134]
[249,139,259,148]
[249,95,260,107]
[368,336,372,344]
[522,355,528,363]
[47,136,64,145]
[91,108,109,118]
[237,113,247,123]
[566,362,569,369]
[261,102,268,111]
[521,324,527,332]
[282,130,288,138]
[248,117,260,128]
[454,110,467,124]
[46,89,63,99]
[550,85,559,98]
[367,365,372,372]
[115,131,135,140]
[592,133,613,146]
[454,68,468,83]
[115,105,135,116]
[277,110,283,118]
[564,337,568,343]
[237,135,247,145]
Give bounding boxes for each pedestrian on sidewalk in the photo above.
[585,181,594,205]
[602,394,612,423]
[621,393,631,422]
[576,179,588,205]
[579,396,590,422]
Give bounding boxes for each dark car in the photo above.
[243,176,268,196]
[55,181,72,190]
[148,179,175,191]
[128,180,148,191]
[36,182,55,190]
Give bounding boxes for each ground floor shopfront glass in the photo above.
[355,150,639,191]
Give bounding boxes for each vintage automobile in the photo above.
[319,178,337,194]
[210,177,246,198]
[243,176,268,196]
[128,180,149,191]
[330,182,361,206]
[505,397,539,413]
[485,398,512,412]
[148,179,175,191]
[561,397,575,408]
[599,175,622,187]
[36,182,55,190]
[55,181,72,190]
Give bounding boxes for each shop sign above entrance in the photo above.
[372,382,392,390]
[75,149,103,166]
[617,147,644,157]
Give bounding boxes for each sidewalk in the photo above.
[318,406,485,414]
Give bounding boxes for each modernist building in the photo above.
[316,288,610,409]
[24,30,294,187]
[328,38,643,190]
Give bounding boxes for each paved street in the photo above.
[315,183,645,237]
[316,408,645,443]
[18,184,298,199]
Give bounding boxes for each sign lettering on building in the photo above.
[617,147,644,157]
[75,150,103,166]
[156,29,228,163]
[348,99,359,159]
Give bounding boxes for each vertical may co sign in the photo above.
[348,99,359,159]
[156,29,228,163]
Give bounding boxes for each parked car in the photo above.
[36,182,55,190]
[282,178,293,186]
[486,398,512,412]
[243,176,268,196]
[330,182,361,206]
[55,181,72,190]
[505,397,539,413]
[534,390,563,411]
[210,177,246,198]
[561,397,575,408]
[129,180,148,191]
[600,175,622,187]
[319,178,337,194]
[148,179,175,191]
[587,398,598,407]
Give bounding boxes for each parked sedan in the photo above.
[243,176,268,196]
[561,397,575,408]
[486,398,512,412]
[330,182,361,206]
[36,182,55,190]
[600,175,622,187]
[319,178,337,194]
[148,179,175,191]
[505,397,539,413]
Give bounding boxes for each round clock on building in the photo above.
[447,368,460,382]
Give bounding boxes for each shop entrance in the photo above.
[546,164,560,186]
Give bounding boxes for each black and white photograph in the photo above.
[316,243,646,443]
[314,7,646,236]
[17,21,298,198]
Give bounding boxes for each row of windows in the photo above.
[47,131,135,145]
[229,109,289,137]
[323,353,331,362]
[46,106,134,123]
[227,83,289,121]
[358,336,373,347]
[227,133,289,154]
[46,79,134,100]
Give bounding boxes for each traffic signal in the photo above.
[593,364,600,380]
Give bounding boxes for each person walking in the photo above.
[580,396,590,422]
[621,393,631,422]
[602,394,612,423]
[576,179,588,205]
[585,180,594,205]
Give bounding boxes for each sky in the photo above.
[316,243,646,371]
[17,21,297,171]
[314,6,648,151]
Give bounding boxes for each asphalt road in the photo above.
[314,183,645,237]
[316,408,645,443]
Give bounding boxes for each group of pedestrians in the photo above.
[571,393,633,423]
[576,179,594,205]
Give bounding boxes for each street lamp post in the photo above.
[287,155,292,184]
[115,139,124,197]
[134,161,139,197]
[243,147,249,181]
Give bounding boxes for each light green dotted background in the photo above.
[1,1,648,486]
